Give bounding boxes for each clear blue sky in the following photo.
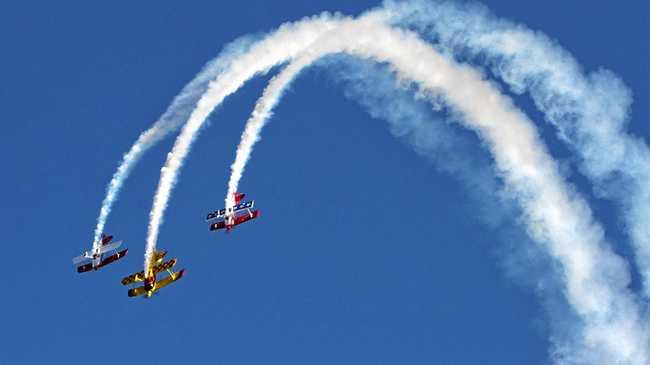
[1,1,648,364]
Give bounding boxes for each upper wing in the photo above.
[206,201,255,221]
[98,240,123,254]
[206,208,227,221]
[157,258,177,273]
[121,258,176,285]
[234,200,254,211]
[72,253,90,265]
[121,271,146,285]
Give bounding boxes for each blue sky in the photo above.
[1,1,648,364]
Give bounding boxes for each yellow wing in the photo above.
[127,285,148,297]
[152,269,185,293]
[121,258,177,286]
[121,250,168,286]
[126,269,185,298]
[121,271,146,286]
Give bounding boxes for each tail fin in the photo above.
[100,234,113,245]
[234,192,246,204]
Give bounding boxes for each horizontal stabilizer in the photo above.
[122,271,146,285]
[151,250,168,264]
[100,234,114,245]
[234,192,245,204]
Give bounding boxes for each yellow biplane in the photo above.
[121,250,185,298]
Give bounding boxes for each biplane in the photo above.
[121,250,185,298]
[73,234,128,273]
[206,192,260,232]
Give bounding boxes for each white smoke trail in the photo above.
[382,0,650,299]
[328,55,515,229]
[90,35,256,251]
[224,54,320,209]
[144,14,352,269]
[222,19,649,364]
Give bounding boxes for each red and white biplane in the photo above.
[205,192,260,232]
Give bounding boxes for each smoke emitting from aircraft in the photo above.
[92,1,650,363]
[143,14,347,270]
[90,36,256,251]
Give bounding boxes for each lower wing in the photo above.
[96,249,128,269]
[76,262,93,273]
[209,221,226,231]
[153,269,186,292]
[128,285,147,297]
[233,210,260,225]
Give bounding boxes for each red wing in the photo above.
[233,211,258,225]
[231,210,260,227]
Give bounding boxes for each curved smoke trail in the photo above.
[222,19,648,364]
[133,3,650,364]
[92,12,347,252]
[380,0,650,300]
[225,52,320,208]
[143,14,352,269]
[90,35,256,251]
